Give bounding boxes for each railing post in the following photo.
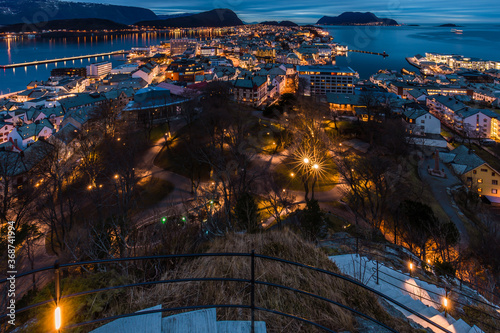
[251,250,255,333]
[376,260,379,285]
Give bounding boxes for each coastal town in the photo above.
[1,16,500,333]
[2,24,500,201]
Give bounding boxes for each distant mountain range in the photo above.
[0,18,129,32]
[136,8,244,28]
[259,20,298,27]
[0,0,157,25]
[0,3,400,30]
[317,12,399,26]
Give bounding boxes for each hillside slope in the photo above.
[136,8,244,28]
[0,0,157,25]
[0,18,129,32]
[134,231,418,332]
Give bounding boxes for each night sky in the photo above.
[68,0,500,24]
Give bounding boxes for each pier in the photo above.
[0,50,129,69]
[349,50,389,57]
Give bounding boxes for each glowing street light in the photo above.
[303,157,309,164]
[313,163,319,170]
[409,262,414,277]
[290,173,295,177]
[55,306,61,331]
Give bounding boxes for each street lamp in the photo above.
[303,157,309,164]
[409,262,414,277]
[443,296,449,317]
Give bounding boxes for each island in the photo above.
[438,24,463,27]
[317,12,399,26]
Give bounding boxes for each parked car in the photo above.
[479,139,495,146]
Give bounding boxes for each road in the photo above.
[418,156,470,245]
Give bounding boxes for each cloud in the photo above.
[66,0,500,23]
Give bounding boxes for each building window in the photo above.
[492,172,496,177]
[473,170,477,174]
[493,189,498,194]
[481,168,487,172]
[478,188,482,193]
[478,179,483,183]
[493,180,498,185]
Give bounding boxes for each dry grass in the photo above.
[133,230,417,332]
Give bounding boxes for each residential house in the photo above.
[404,89,428,103]
[233,76,268,107]
[440,145,500,203]
[7,119,54,149]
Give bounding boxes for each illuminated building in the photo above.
[297,65,357,96]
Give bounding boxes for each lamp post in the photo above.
[311,163,320,200]
[443,293,449,318]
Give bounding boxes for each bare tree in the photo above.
[335,152,394,231]
[262,174,296,229]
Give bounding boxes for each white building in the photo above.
[403,106,441,136]
[86,62,112,78]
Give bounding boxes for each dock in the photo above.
[0,50,129,69]
[349,50,389,57]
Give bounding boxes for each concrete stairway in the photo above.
[90,307,267,333]
[330,254,484,333]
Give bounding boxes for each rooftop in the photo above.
[297,65,357,74]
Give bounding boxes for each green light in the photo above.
[161,217,167,224]
[181,216,186,222]
[210,200,214,205]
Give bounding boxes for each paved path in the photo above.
[254,150,349,228]
[418,156,469,245]
[134,135,349,229]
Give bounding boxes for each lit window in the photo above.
[478,188,482,193]
[478,179,483,183]
[493,189,498,194]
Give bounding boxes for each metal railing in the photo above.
[325,235,500,306]
[0,252,455,333]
